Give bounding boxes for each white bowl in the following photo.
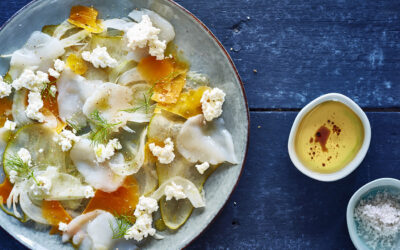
[346,178,400,249]
[287,93,371,182]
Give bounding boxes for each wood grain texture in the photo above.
[175,0,400,109]
[188,112,400,249]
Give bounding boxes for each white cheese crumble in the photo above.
[3,119,16,131]
[94,138,122,163]
[134,196,159,215]
[82,46,118,68]
[0,76,12,98]
[12,69,49,92]
[48,68,60,78]
[195,162,210,175]
[54,59,65,72]
[30,175,52,196]
[148,137,175,164]
[9,170,18,184]
[200,88,226,122]
[53,129,80,152]
[126,15,166,60]
[355,191,400,249]
[25,91,45,122]
[38,148,44,153]
[58,222,68,232]
[165,181,187,201]
[125,196,158,241]
[17,148,32,166]
[84,186,95,198]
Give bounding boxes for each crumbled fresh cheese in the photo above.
[9,170,18,184]
[134,196,159,215]
[48,59,65,78]
[48,68,60,78]
[30,175,52,196]
[148,137,175,164]
[49,85,57,97]
[3,119,16,131]
[126,15,166,60]
[12,69,49,92]
[195,162,210,175]
[94,138,122,162]
[0,76,12,98]
[17,148,32,166]
[84,186,95,198]
[53,129,80,151]
[164,181,187,201]
[54,59,65,72]
[81,46,118,68]
[58,222,68,232]
[25,91,45,122]
[200,88,226,122]
[354,191,400,249]
[125,196,158,241]
[38,148,44,153]
[125,213,156,241]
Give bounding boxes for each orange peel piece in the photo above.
[0,179,13,204]
[67,54,88,75]
[0,98,13,127]
[42,200,72,226]
[83,177,139,219]
[157,86,210,119]
[68,5,104,34]
[137,56,189,104]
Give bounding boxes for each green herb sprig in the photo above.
[89,110,121,145]
[122,87,154,114]
[111,214,135,239]
[5,153,38,185]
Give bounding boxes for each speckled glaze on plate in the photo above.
[0,0,249,249]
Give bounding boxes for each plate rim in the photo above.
[0,0,250,249]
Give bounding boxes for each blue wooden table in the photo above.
[1,0,400,249]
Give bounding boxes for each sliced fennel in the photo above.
[29,167,93,201]
[110,125,147,176]
[147,111,214,230]
[3,124,71,177]
[151,176,205,208]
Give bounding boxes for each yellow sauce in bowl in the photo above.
[294,101,364,173]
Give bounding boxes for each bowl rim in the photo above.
[0,0,250,249]
[287,93,371,182]
[346,178,400,249]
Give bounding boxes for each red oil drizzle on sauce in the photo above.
[315,125,330,152]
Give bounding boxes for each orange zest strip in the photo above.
[157,86,210,119]
[68,6,104,33]
[67,54,88,75]
[137,56,189,104]
[0,179,13,204]
[42,201,72,235]
[83,176,139,219]
[0,98,13,127]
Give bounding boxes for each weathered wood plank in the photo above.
[175,0,400,109]
[188,111,400,249]
[0,111,399,249]
[1,0,400,109]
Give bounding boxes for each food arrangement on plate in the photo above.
[0,5,239,249]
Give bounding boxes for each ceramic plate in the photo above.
[0,0,249,249]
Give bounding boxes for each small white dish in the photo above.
[287,93,371,182]
[346,178,400,249]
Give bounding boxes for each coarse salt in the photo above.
[354,191,400,249]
